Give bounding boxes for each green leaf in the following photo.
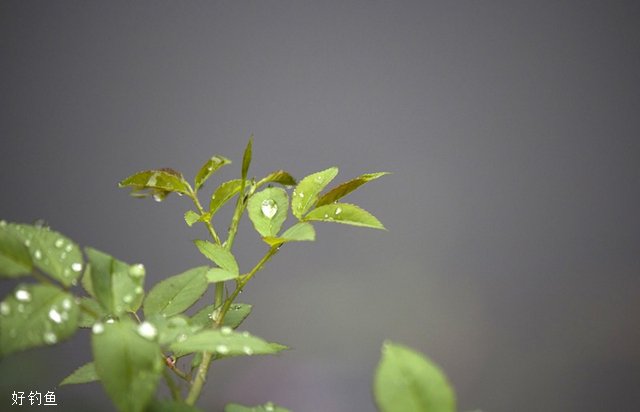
[119,168,190,201]
[77,297,105,328]
[85,248,146,315]
[170,329,287,357]
[1,223,83,286]
[146,400,203,412]
[263,222,316,246]
[144,314,198,346]
[225,402,290,412]
[0,284,79,356]
[184,211,201,227]
[0,224,32,277]
[194,155,231,192]
[257,170,297,188]
[92,320,163,412]
[209,179,243,215]
[247,187,289,237]
[190,303,252,330]
[242,136,253,181]
[194,241,239,275]
[316,172,389,206]
[205,268,239,283]
[143,266,208,318]
[60,362,99,386]
[291,167,339,219]
[374,342,456,412]
[304,203,385,229]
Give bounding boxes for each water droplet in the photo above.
[334,207,342,215]
[134,286,144,294]
[105,318,115,324]
[0,302,10,315]
[15,288,31,302]
[177,334,188,342]
[215,344,229,354]
[220,326,232,335]
[62,298,72,310]
[43,332,57,344]
[129,264,145,278]
[24,239,31,247]
[323,214,329,219]
[147,174,158,186]
[137,322,158,340]
[123,294,133,303]
[242,345,254,355]
[315,176,323,182]
[261,199,278,219]
[0,220,6,227]
[264,402,275,412]
[298,192,305,198]
[49,308,62,324]
[241,331,250,338]
[71,263,82,272]
[54,238,64,248]
[92,323,105,334]
[64,244,73,253]
[34,249,42,260]
[152,193,164,202]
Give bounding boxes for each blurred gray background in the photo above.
[1,1,639,411]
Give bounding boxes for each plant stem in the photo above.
[188,186,221,245]
[163,369,182,401]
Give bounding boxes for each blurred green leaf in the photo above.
[85,248,145,315]
[225,402,290,412]
[247,187,289,237]
[143,266,208,318]
[304,203,385,229]
[374,341,456,412]
[291,167,339,219]
[60,362,98,386]
[257,170,297,188]
[184,211,201,227]
[119,168,190,201]
[92,320,162,412]
[209,179,243,215]
[194,155,231,192]
[316,172,389,206]
[0,283,79,356]
[190,303,252,330]
[170,328,287,357]
[77,297,105,328]
[263,222,316,246]
[1,223,83,286]
[242,137,253,182]
[0,224,32,277]
[194,241,239,275]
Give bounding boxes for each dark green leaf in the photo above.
[257,170,297,188]
[304,203,385,229]
[170,329,287,357]
[291,167,339,219]
[316,172,389,206]
[242,137,253,181]
[0,284,79,356]
[0,224,32,277]
[60,362,98,386]
[263,222,315,246]
[143,266,208,318]
[194,155,231,191]
[374,341,456,412]
[190,303,252,330]
[85,248,146,315]
[247,187,289,237]
[209,179,243,215]
[184,211,201,227]
[92,320,163,412]
[225,402,290,412]
[194,241,239,275]
[119,169,190,201]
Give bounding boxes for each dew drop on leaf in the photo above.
[335,207,342,215]
[260,199,278,219]
[0,302,10,316]
[242,345,254,355]
[71,263,83,272]
[215,344,229,354]
[220,326,232,335]
[15,288,31,302]
[92,323,105,334]
[43,332,58,344]
[34,249,42,260]
[54,238,64,248]
[137,322,158,340]
[48,308,62,324]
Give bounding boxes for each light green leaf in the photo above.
[316,172,389,206]
[304,203,385,230]
[146,400,203,412]
[209,179,243,215]
[170,329,287,357]
[263,222,316,246]
[190,303,252,330]
[119,168,190,201]
[194,240,239,275]
[257,170,297,188]
[247,187,289,237]
[85,248,146,315]
[194,155,231,192]
[291,167,339,219]
[184,211,201,227]
[205,268,239,283]
[78,297,105,328]
[0,225,32,277]
[60,362,98,386]
[1,223,83,286]
[225,402,290,412]
[0,284,79,356]
[143,266,208,318]
[242,137,253,182]
[92,320,163,412]
[374,341,456,412]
